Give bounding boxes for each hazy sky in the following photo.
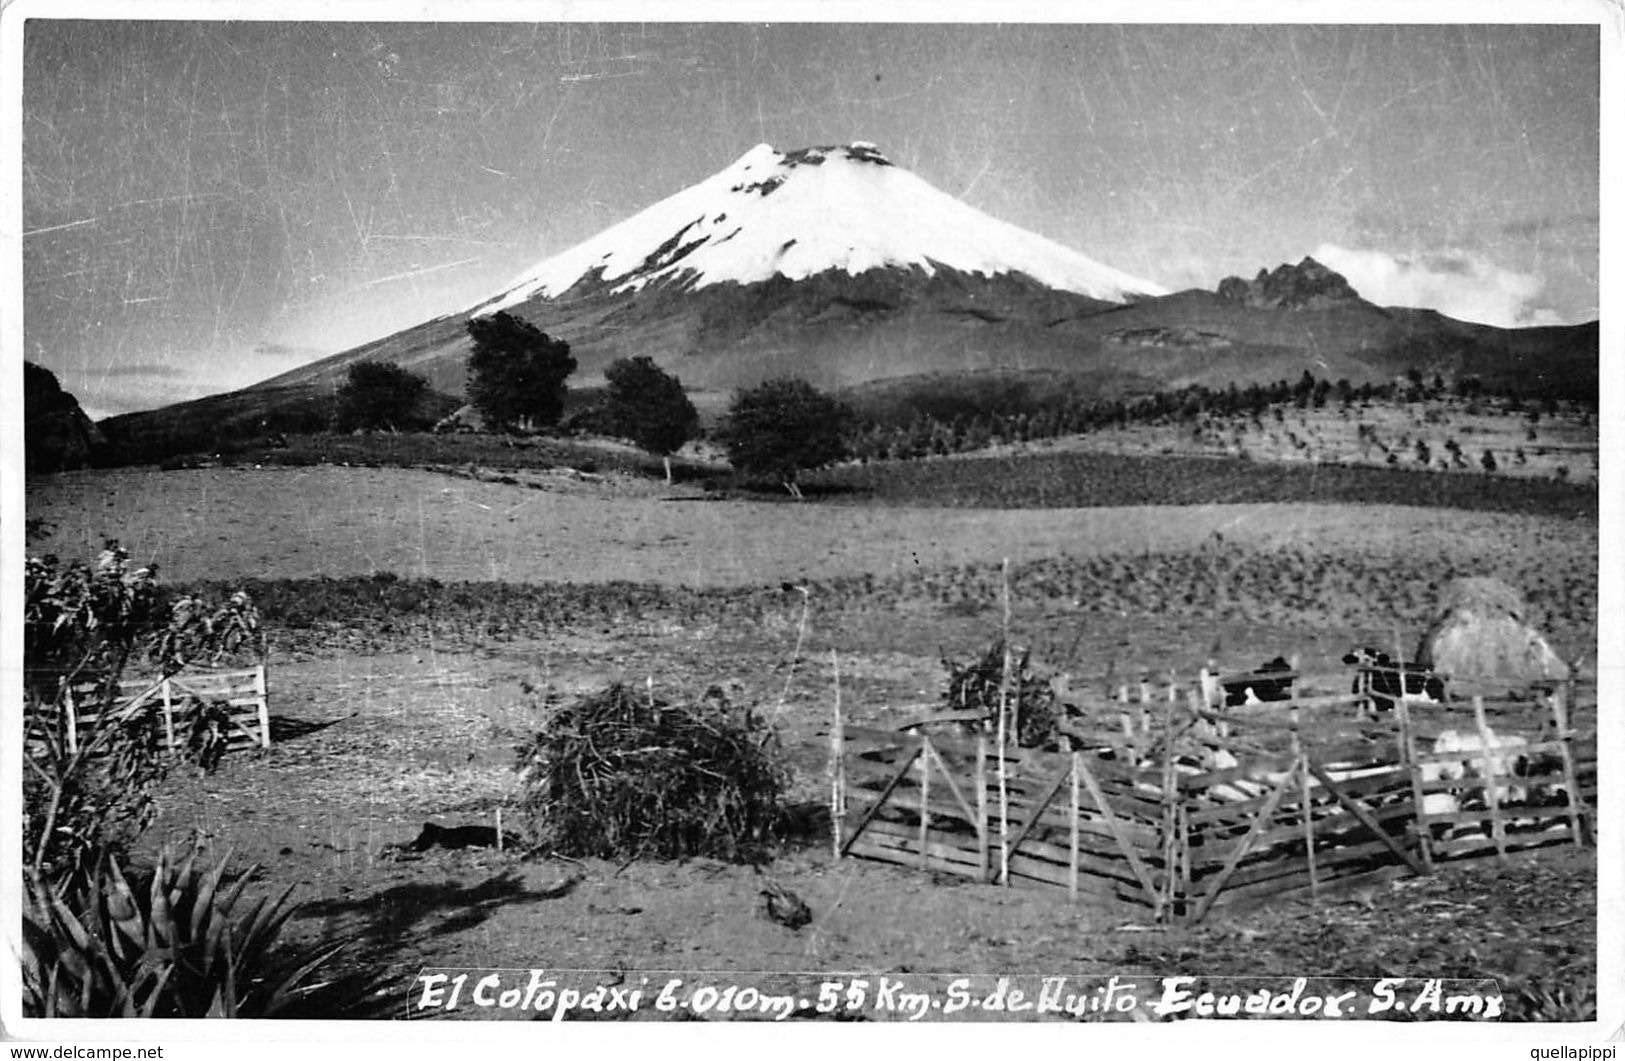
[15,17,1605,419]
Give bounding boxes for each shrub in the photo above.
[515,683,790,862]
[466,312,577,432]
[721,378,849,497]
[334,361,429,432]
[941,639,1060,749]
[22,844,348,1018]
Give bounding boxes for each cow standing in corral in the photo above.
[1342,647,1445,716]
[1217,656,1296,708]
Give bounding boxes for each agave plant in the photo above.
[1507,977,1597,1022]
[22,844,347,1018]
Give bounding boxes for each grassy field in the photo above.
[22,450,1601,1022]
[814,448,1596,518]
[25,465,1596,590]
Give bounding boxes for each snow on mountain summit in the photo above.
[477,143,1167,313]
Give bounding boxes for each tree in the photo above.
[722,378,849,498]
[25,362,106,472]
[335,361,429,432]
[465,312,576,432]
[603,356,699,482]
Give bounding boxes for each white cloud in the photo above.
[67,344,319,419]
[1313,243,1559,329]
[1157,254,1223,293]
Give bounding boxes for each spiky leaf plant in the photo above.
[22,844,347,1018]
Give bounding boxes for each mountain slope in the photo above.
[257,142,1172,399]
[106,144,1591,450]
[25,361,107,472]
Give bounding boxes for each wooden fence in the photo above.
[833,666,1595,923]
[837,725,1176,915]
[29,664,272,758]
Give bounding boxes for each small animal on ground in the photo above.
[387,821,524,856]
[759,880,813,930]
[1342,647,1445,714]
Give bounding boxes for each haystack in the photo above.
[514,683,791,863]
[1415,576,1570,689]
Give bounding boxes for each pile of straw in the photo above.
[1416,576,1571,686]
[515,683,791,863]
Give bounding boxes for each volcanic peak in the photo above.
[1216,256,1364,311]
[475,142,1167,313]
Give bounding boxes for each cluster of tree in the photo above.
[336,312,849,494]
[337,317,703,471]
[296,324,1597,491]
[840,371,1579,464]
[334,361,430,432]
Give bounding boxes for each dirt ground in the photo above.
[133,619,1597,1022]
[26,465,1601,1022]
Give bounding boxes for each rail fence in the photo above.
[832,664,1594,923]
[26,664,272,759]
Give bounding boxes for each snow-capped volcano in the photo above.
[231,141,1586,419]
[476,142,1167,313]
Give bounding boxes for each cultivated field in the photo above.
[22,457,1600,1022]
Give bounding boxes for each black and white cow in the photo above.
[1220,656,1296,707]
[1341,647,1445,714]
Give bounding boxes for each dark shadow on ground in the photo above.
[295,870,578,943]
[269,715,349,743]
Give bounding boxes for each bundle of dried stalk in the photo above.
[516,682,791,863]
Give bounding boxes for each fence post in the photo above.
[918,737,931,873]
[1472,696,1507,862]
[161,678,177,756]
[254,663,272,749]
[1292,703,1318,904]
[1547,688,1587,848]
[1159,689,1178,918]
[1069,752,1081,902]
[63,679,79,755]
[830,650,845,861]
[997,559,1011,887]
[1396,696,1434,871]
[1563,663,1578,735]
[976,736,989,879]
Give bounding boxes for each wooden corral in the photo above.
[28,664,272,758]
[832,664,1595,924]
